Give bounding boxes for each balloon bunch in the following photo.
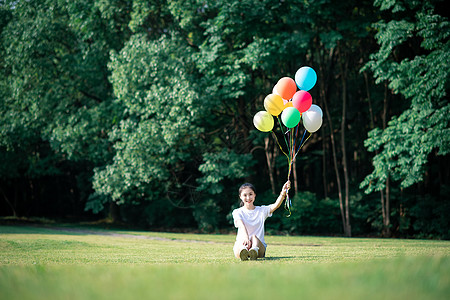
[252,66,323,216]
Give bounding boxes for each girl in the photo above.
[232,180,291,260]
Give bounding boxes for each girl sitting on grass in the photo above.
[232,180,291,260]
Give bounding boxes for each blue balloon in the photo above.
[295,66,317,91]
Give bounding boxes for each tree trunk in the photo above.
[27,179,35,216]
[381,82,391,237]
[363,71,375,128]
[108,201,119,223]
[0,186,17,217]
[322,89,346,235]
[380,189,386,225]
[383,175,391,236]
[264,136,276,194]
[321,126,328,199]
[339,55,351,237]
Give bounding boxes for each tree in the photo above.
[88,32,206,225]
[361,0,450,235]
[0,0,129,216]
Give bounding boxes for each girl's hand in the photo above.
[282,181,291,193]
[243,239,252,250]
[269,180,292,214]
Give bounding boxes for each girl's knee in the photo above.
[251,235,262,245]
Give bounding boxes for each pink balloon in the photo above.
[292,91,312,113]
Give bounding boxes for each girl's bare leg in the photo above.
[250,235,266,258]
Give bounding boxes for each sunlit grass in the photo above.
[1,225,449,299]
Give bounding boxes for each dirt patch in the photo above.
[37,226,230,244]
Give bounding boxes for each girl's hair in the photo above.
[238,183,256,207]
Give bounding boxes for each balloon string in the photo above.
[284,129,313,218]
[271,131,289,159]
[293,126,299,158]
[294,130,308,158]
[277,116,290,152]
[284,191,292,217]
[299,129,307,149]
[293,131,312,161]
[287,128,294,179]
[277,122,309,218]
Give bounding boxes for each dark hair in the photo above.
[238,183,256,207]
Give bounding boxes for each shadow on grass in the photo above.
[262,256,299,261]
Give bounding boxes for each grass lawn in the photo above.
[0,225,449,299]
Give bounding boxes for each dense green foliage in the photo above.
[0,0,448,238]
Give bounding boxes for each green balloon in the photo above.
[281,107,301,128]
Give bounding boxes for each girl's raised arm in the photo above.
[269,181,291,214]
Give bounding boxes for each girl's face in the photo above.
[240,187,256,209]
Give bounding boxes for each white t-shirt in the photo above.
[232,205,272,248]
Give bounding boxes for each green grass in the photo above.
[1,225,449,299]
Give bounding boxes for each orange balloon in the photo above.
[275,77,297,100]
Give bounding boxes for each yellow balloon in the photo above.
[264,94,284,116]
[253,111,274,132]
[283,100,293,110]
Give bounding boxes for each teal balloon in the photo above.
[281,107,301,128]
[295,66,317,91]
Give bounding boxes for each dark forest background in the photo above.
[1,0,449,238]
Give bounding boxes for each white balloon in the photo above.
[302,110,323,133]
[307,104,323,117]
[272,85,279,95]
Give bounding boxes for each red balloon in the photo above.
[292,91,312,113]
[275,77,297,100]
